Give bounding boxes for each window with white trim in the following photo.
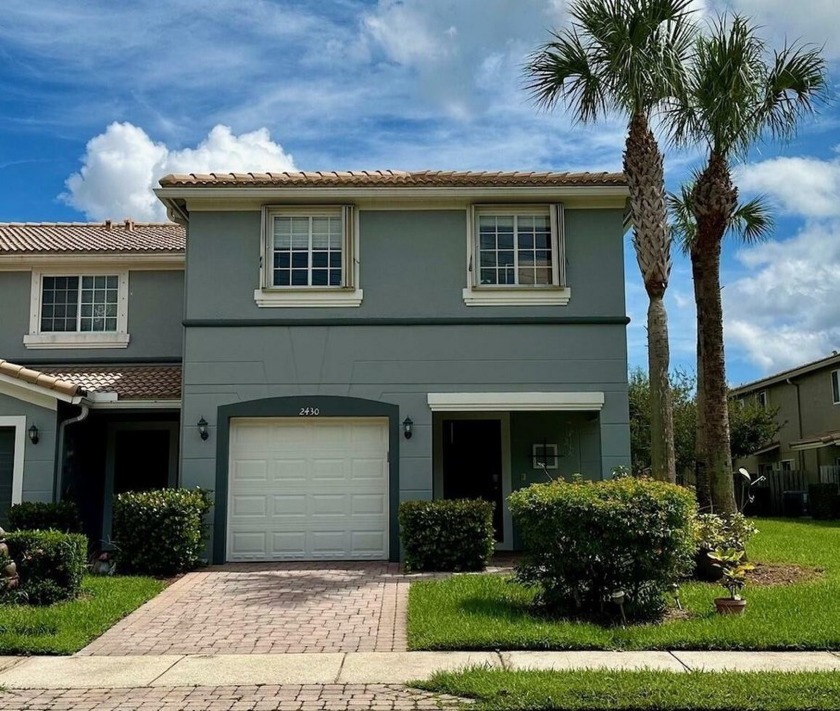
[463,204,569,306]
[25,271,129,349]
[832,370,840,405]
[255,205,362,307]
[757,390,769,409]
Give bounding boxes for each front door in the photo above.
[441,419,504,541]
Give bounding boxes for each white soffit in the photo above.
[427,392,605,412]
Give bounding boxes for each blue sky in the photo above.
[0,0,838,386]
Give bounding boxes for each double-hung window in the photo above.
[25,271,129,349]
[463,204,570,306]
[255,205,362,307]
[832,370,840,405]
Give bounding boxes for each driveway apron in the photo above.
[79,563,408,656]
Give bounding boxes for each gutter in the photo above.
[53,402,90,501]
[786,377,804,471]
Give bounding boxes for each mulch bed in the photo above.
[747,561,824,586]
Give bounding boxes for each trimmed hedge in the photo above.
[112,488,212,576]
[509,476,697,621]
[6,530,87,605]
[8,501,82,533]
[809,483,838,520]
[399,499,495,572]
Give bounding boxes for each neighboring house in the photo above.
[731,352,840,484]
[1,170,631,563]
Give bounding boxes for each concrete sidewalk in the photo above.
[1,650,839,689]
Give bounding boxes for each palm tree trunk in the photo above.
[692,258,711,510]
[624,113,676,483]
[692,153,737,514]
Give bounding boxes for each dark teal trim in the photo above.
[213,395,400,564]
[186,316,630,327]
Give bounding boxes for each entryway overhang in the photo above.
[427,391,604,412]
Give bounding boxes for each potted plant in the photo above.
[708,548,754,615]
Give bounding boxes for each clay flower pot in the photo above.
[714,597,747,615]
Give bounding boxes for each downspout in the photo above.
[786,378,804,473]
[54,401,90,501]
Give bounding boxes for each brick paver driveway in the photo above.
[80,563,408,656]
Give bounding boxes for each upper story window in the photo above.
[463,204,570,306]
[832,370,840,405]
[757,390,769,409]
[255,205,362,308]
[25,271,129,349]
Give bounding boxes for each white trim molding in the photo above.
[25,270,130,350]
[461,286,571,306]
[0,254,183,271]
[427,391,605,412]
[0,416,27,505]
[0,373,84,409]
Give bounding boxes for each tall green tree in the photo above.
[670,16,827,512]
[668,184,774,507]
[526,0,697,483]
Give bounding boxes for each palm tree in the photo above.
[526,0,697,483]
[670,16,827,512]
[668,184,773,509]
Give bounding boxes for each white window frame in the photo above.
[757,390,769,409]
[832,370,840,405]
[255,205,363,308]
[463,204,570,306]
[0,416,25,506]
[532,443,559,470]
[24,270,129,349]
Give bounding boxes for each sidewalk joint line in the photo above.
[335,652,347,683]
[146,655,186,686]
[668,650,692,672]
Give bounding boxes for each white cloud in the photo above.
[62,123,296,222]
[735,154,840,219]
[724,220,840,376]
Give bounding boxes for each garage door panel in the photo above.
[228,418,389,562]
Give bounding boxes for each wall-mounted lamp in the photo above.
[402,417,413,440]
[27,424,39,445]
[197,417,209,441]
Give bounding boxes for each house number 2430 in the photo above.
[299,407,320,416]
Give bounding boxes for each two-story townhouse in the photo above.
[732,352,840,486]
[0,170,632,564]
[155,170,631,563]
[0,221,185,541]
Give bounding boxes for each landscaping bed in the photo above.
[414,669,840,710]
[408,519,840,650]
[0,575,164,654]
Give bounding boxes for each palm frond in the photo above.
[667,182,697,254]
[731,195,774,244]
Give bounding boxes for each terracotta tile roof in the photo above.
[0,359,84,398]
[158,170,627,188]
[0,221,185,254]
[38,365,182,401]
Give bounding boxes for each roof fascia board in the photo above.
[0,253,184,271]
[84,399,181,410]
[0,374,85,409]
[155,185,629,201]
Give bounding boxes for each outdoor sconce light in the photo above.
[27,424,39,445]
[197,417,209,441]
[402,417,413,440]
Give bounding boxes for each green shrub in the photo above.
[509,477,696,621]
[112,488,212,576]
[809,483,838,520]
[8,501,82,533]
[695,513,757,551]
[6,530,87,605]
[399,499,495,572]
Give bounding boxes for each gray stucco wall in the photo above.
[0,270,184,362]
[0,392,57,502]
[184,209,626,320]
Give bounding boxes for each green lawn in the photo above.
[408,518,840,650]
[415,669,840,710]
[0,575,165,655]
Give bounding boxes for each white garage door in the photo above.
[227,417,389,561]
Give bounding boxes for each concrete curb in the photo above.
[1,651,839,689]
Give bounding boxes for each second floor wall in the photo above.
[0,269,185,362]
[183,207,628,322]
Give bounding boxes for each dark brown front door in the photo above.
[442,419,504,541]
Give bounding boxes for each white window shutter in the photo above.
[551,203,566,287]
